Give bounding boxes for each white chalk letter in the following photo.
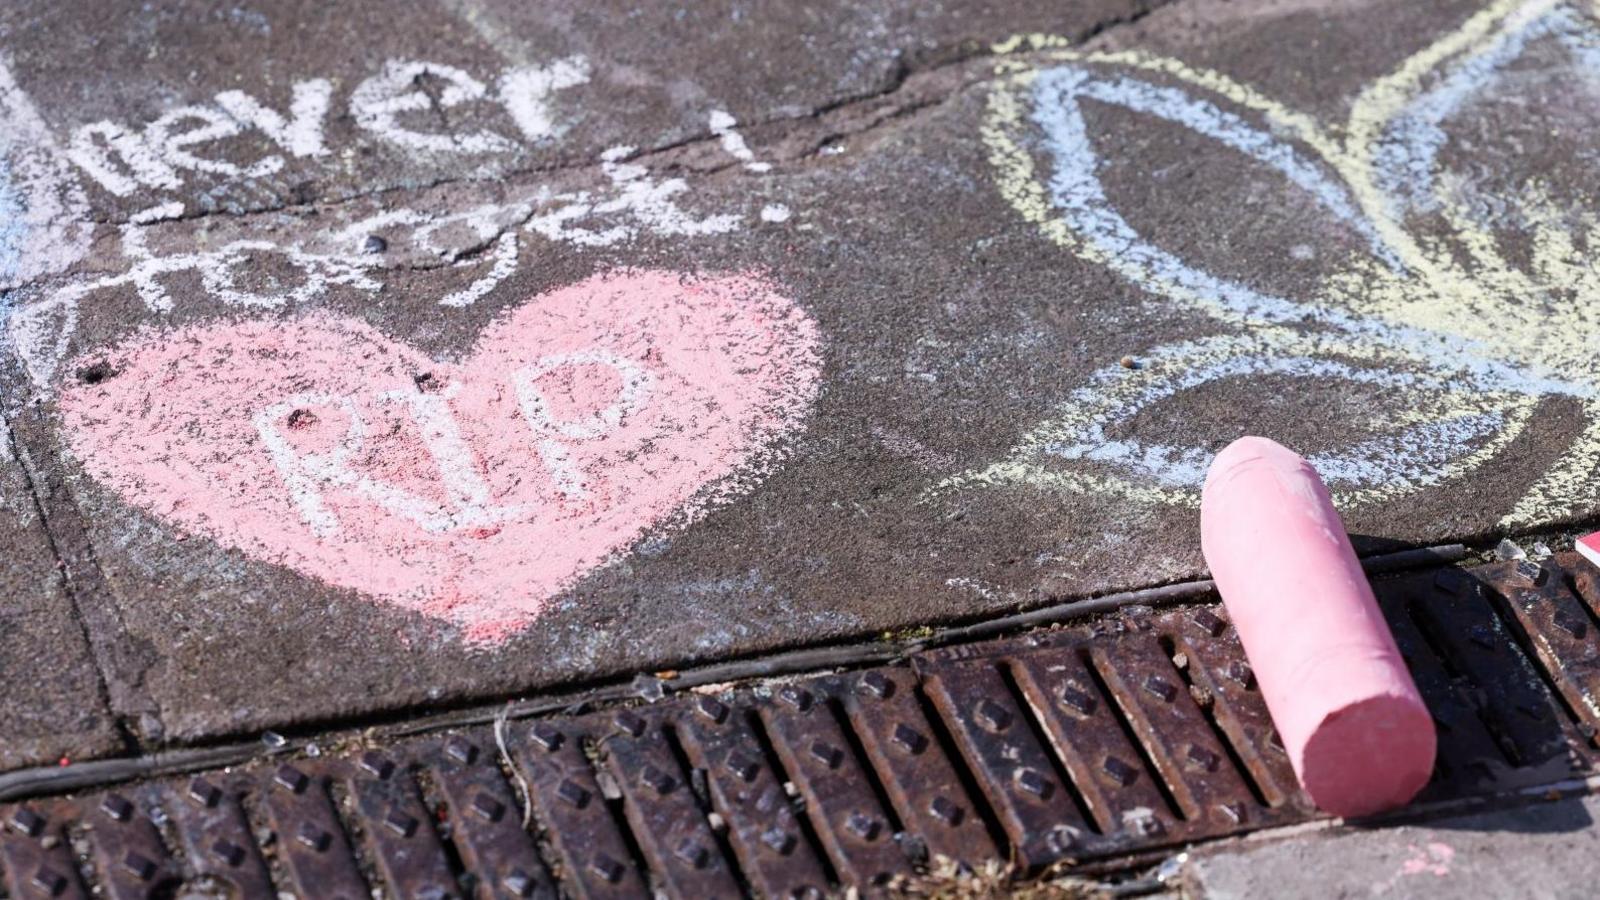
[512,351,655,501]
[254,393,368,537]
[66,121,180,196]
[377,382,524,528]
[146,105,283,178]
[255,392,477,536]
[350,60,514,154]
[215,78,333,158]
[497,55,590,142]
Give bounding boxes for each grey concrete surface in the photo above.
[1185,794,1600,899]
[0,363,119,768]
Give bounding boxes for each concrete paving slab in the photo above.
[0,0,1164,222]
[1184,794,1600,899]
[0,368,119,770]
[5,0,1600,746]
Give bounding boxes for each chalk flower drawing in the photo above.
[953,0,1600,526]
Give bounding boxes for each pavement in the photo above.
[1,0,1599,853]
[1182,791,1600,899]
[0,361,118,769]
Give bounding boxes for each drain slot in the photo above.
[1073,648,1191,822]
[663,723,753,897]
[744,710,840,888]
[589,738,658,896]
[996,662,1101,834]
[1405,598,1528,767]
[410,768,473,889]
[1563,570,1600,632]
[825,698,906,836]
[911,682,1014,861]
[1157,636,1271,809]
[1478,582,1596,749]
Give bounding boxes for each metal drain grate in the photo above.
[5,553,1600,898]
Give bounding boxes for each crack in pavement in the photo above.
[61,0,1177,235]
[0,394,144,754]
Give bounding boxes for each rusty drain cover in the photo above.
[4,553,1600,897]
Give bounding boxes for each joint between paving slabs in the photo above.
[57,0,1173,241]
[1,389,159,755]
[0,541,1465,805]
[65,64,962,233]
[1082,0,1175,46]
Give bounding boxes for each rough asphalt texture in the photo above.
[2,0,1598,764]
[1184,794,1600,898]
[0,360,118,768]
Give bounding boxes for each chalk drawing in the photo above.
[57,270,823,644]
[1399,843,1455,877]
[9,140,762,389]
[350,60,515,154]
[709,110,773,173]
[500,57,592,142]
[214,79,334,159]
[1374,841,1455,892]
[0,55,90,290]
[64,55,591,201]
[147,105,286,179]
[128,201,185,225]
[2,43,787,393]
[67,121,183,197]
[0,43,798,643]
[956,1,1600,525]
[0,164,24,290]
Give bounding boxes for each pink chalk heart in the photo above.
[59,270,822,643]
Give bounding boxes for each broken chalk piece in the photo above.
[1201,436,1435,818]
[1577,532,1600,569]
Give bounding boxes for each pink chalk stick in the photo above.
[1201,437,1435,818]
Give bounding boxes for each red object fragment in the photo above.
[1577,532,1600,568]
